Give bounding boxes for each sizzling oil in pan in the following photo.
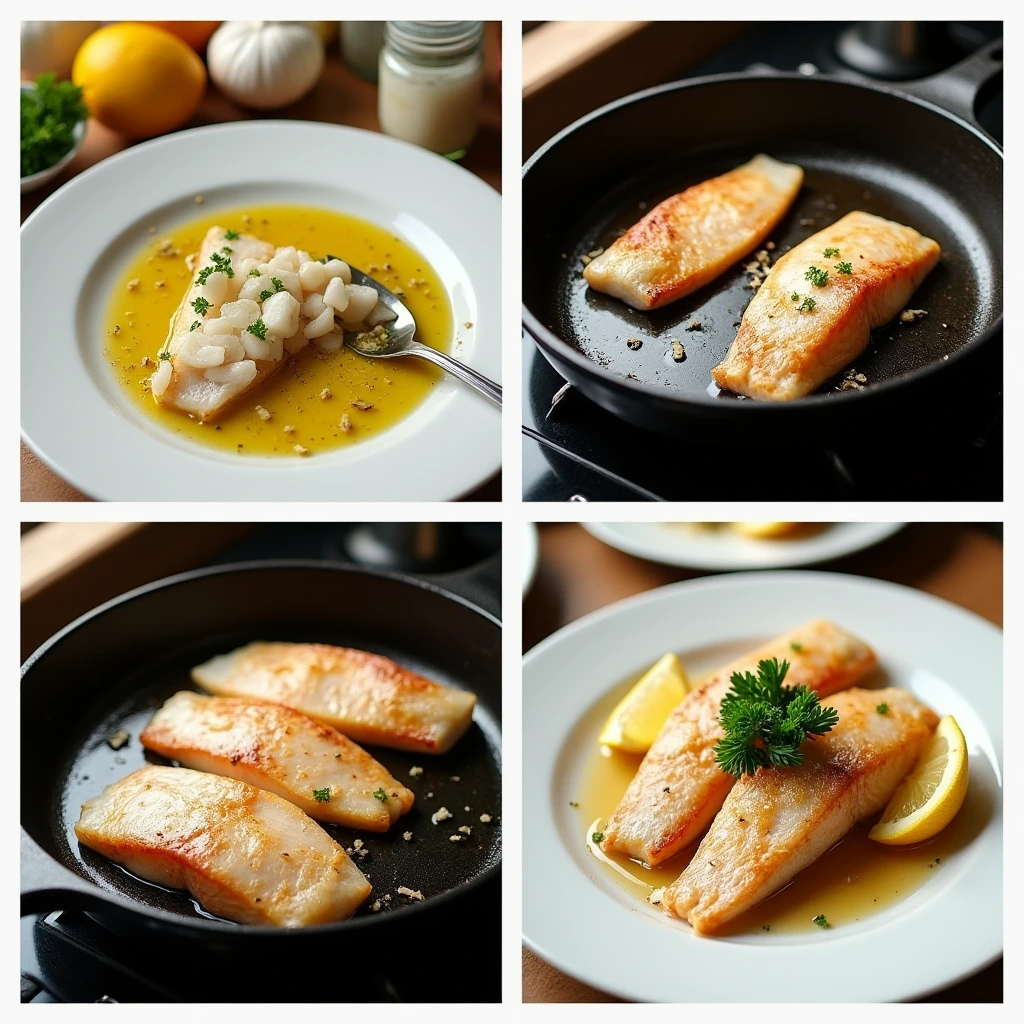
[58,640,501,925]
[550,146,991,401]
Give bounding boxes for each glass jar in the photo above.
[378,21,485,156]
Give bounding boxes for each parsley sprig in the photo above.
[21,73,88,178]
[713,658,839,777]
[805,265,829,287]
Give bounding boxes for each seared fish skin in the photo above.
[140,692,414,831]
[583,154,803,311]
[193,642,477,754]
[712,210,941,400]
[74,766,372,927]
[602,620,875,867]
[663,687,939,934]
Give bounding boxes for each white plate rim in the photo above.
[523,570,1002,1002]
[21,120,501,501]
[522,522,539,597]
[583,522,906,571]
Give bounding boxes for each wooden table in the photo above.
[21,23,501,502]
[523,522,1002,1003]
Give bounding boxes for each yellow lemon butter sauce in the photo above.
[104,205,451,456]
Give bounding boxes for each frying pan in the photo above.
[522,40,1002,441]
[21,561,501,960]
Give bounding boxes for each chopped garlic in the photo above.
[431,806,452,824]
[320,387,331,400]
[293,444,309,455]
[255,405,271,421]
[409,766,424,777]
[403,831,413,841]
[397,887,424,901]
[479,813,492,823]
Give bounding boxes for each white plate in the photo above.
[522,522,539,597]
[21,121,501,500]
[585,521,904,570]
[523,572,1002,1002]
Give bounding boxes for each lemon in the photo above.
[732,522,799,538]
[869,715,969,845]
[599,653,688,753]
[73,24,206,139]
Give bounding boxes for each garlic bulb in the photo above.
[21,22,102,78]
[207,21,324,110]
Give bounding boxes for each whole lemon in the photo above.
[73,23,206,139]
[142,22,221,51]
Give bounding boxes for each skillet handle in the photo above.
[21,830,111,917]
[882,38,1002,143]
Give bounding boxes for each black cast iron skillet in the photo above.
[21,561,501,954]
[522,41,1002,441]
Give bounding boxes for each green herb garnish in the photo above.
[191,296,212,316]
[259,289,274,301]
[197,266,214,285]
[790,642,803,652]
[876,702,889,715]
[790,292,800,302]
[373,788,388,802]
[823,247,840,258]
[158,351,171,361]
[224,229,240,240]
[246,319,268,341]
[271,277,284,292]
[189,320,201,332]
[591,831,604,844]
[805,265,829,287]
[835,261,853,275]
[713,658,839,778]
[813,914,829,928]
[209,252,234,278]
[249,268,260,276]
[797,297,817,312]
[20,73,88,178]
[312,787,331,802]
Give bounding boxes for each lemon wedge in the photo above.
[599,653,688,753]
[869,715,969,845]
[731,522,799,538]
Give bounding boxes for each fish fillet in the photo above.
[140,692,414,831]
[712,210,941,400]
[74,765,372,927]
[662,687,939,934]
[583,154,804,311]
[602,620,876,867]
[192,642,477,754]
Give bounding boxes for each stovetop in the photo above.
[522,21,1002,502]
[21,524,501,1003]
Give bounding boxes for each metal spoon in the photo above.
[324,257,501,408]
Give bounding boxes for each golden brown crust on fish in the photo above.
[192,642,477,754]
[602,620,876,866]
[712,211,941,400]
[583,154,803,310]
[662,687,938,934]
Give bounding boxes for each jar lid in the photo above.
[385,21,484,62]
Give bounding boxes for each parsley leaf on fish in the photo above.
[713,658,839,777]
[836,261,853,275]
[876,702,889,715]
[591,831,604,843]
[312,787,331,802]
[823,247,840,258]
[373,788,389,802]
[191,296,211,316]
[805,266,829,287]
[224,229,240,240]
[797,297,817,312]
[246,319,268,341]
[813,914,829,928]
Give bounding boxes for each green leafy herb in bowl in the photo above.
[21,73,88,189]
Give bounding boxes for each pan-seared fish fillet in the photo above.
[150,227,395,422]
[712,211,941,400]
[193,642,477,754]
[602,620,876,867]
[74,765,372,927]
[140,692,414,831]
[662,687,939,934]
[583,154,803,311]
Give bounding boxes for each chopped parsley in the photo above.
[197,266,214,285]
[271,277,284,292]
[790,291,800,302]
[21,73,88,178]
[823,247,840,258]
[191,296,212,316]
[189,320,201,332]
[790,642,803,652]
[249,268,260,276]
[312,787,331,802]
[812,914,829,928]
[209,252,234,278]
[835,261,853,275]
[373,788,389,802]
[246,319,268,341]
[221,246,233,254]
[224,229,240,240]
[259,289,274,301]
[158,351,171,361]
[876,702,889,715]
[797,297,817,312]
[591,831,604,844]
[805,265,829,287]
